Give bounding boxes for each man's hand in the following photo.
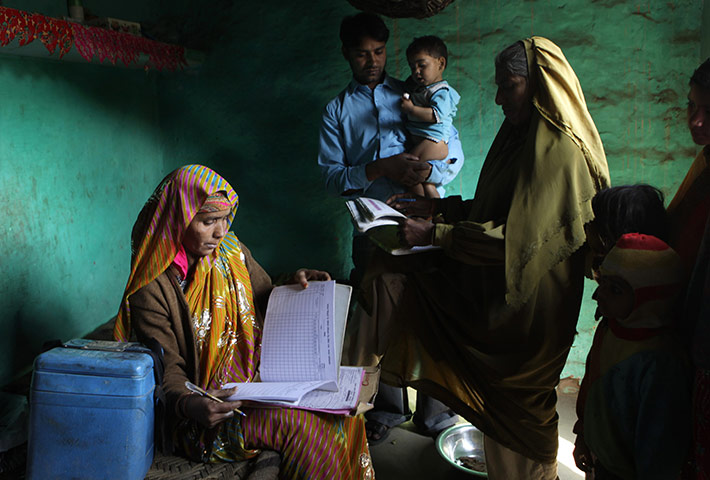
[387,193,437,218]
[573,435,593,473]
[397,217,435,248]
[367,153,432,186]
[293,268,331,289]
[182,387,243,429]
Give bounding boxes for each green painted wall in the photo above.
[0,2,169,385]
[0,0,706,386]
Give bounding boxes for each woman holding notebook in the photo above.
[348,37,609,479]
[114,164,373,479]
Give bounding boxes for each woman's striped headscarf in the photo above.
[114,164,260,388]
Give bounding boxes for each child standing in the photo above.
[573,233,691,480]
[584,184,669,272]
[401,35,460,198]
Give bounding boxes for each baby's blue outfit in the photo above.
[406,79,460,143]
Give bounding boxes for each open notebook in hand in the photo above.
[345,197,405,233]
[346,197,442,256]
[223,280,371,415]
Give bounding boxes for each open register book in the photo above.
[346,197,405,233]
[224,280,376,415]
[345,197,442,256]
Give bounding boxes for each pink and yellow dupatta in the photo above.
[114,164,261,389]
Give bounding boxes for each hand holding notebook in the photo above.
[345,197,442,256]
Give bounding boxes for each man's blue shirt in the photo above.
[318,74,464,202]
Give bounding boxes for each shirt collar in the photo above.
[346,73,398,95]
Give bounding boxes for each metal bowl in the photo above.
[435,423,487,477]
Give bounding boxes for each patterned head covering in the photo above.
[114,164,260,389]
[199,192,232,213]
[599,233,683,328]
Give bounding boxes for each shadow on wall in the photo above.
[201,147,354,281]
[155,1,357,279]
[8,294,72,381]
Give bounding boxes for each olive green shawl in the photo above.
[500,36,609,309]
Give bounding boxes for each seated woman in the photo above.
[348,37,609,479]
[114,164,373,480]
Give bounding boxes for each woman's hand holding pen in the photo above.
[182,386,244,429]
[386,194,439,248]
[387,193,437,218]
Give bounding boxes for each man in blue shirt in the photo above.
[317,12,462,445]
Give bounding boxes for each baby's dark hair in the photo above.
[406,35,448,63]
[591,184,669,248]
[340,12,389,50]
[691,58,710,89]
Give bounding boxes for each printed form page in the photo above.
[260,280,337,388]
[224,380,331,403]
[288,367,364,412]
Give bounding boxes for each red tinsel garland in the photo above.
[0,6,187,71]
[0,7,73,57]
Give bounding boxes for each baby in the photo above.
[401,35,460,198]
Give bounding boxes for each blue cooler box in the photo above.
[26,340,155,480]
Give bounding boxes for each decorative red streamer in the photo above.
[0,6,187,71]
[0,7,73,57]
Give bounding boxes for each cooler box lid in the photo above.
[32,340,154,397]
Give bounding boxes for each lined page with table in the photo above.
[222,280,367,414]
[259,280,338,389]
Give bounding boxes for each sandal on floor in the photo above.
[365,420,393,446]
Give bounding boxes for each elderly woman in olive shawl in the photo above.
[348,37,609,479]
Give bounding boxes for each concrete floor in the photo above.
[369,379,584,479]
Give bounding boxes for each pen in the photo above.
[185,381,247,417]
[397,198,417,202]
